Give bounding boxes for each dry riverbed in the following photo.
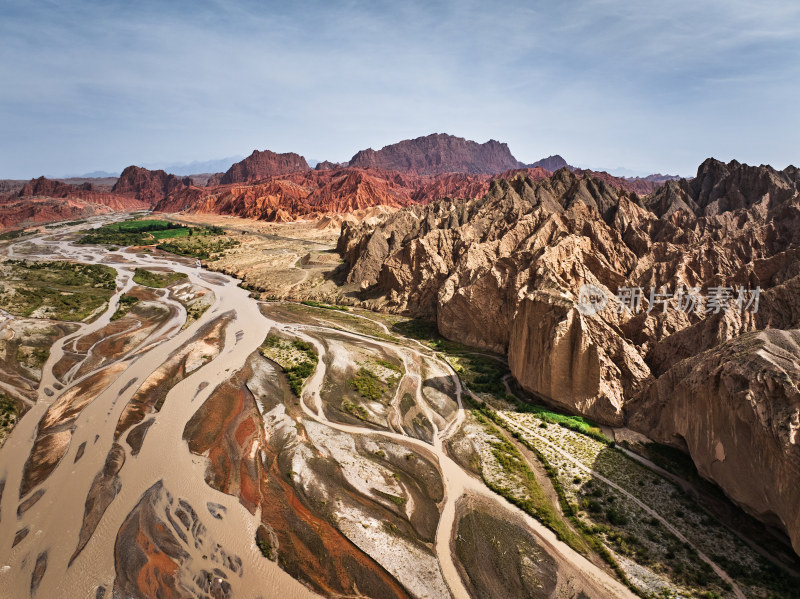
[0,214,796,599]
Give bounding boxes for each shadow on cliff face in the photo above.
[581,444,800,598]
[321,260,349,286]
[391,316,438,340]
[623,440,800,562]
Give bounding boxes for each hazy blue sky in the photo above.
[1,0,799,178]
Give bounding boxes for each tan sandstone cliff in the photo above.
[338,159,800,555]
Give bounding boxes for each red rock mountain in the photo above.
[16,176,149,211]
[1,136,675,228]
[314,160,344,171]
[153,167,494,220]
[305,170,414,213]
[0,196,115,229]
[152,162,666,223]
[529,154,570,171]
[19,177,93,197]
[219,149,310,184]
[112,166,191,204]
[347,133,526,175]
[571,168,663,196]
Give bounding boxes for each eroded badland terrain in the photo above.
[1,142,799,599]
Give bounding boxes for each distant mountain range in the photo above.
[50,136,686,183]
[0,133,689,229]
[65,170,121,178]
[142,156,245,177]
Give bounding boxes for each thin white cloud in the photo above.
[0,0,798,177]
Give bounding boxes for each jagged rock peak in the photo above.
[528,154,570,171]
[336,159,800,554]
[17,176,93,197]
[219,149,310,184]
[644,158,800,218]
[347,133,525,175]
[112,166,191,203]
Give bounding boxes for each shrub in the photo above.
[605,507,629,526]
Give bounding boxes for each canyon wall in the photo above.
[338,160,800,555]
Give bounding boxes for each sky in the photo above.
[1,0,799,178]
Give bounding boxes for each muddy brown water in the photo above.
[0,222,320,598]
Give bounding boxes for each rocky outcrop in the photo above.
[112,166,191,204]
[219,149,309,184]
[508,292,650,426]
[147,137,665,221]
[628,330,800,555]
[205,172,224,187]
[0,197,115,229]
[570,168,663,196]
[314,160,343,171]
[338,159,800,553]
[0,180,27,195]
[0,174,152,228]
[529,154,570,171]
[306,170,414,212]
[347,133,525,175]
[14,176,149,211]
[641,173,682,183]
[153,168,522,222]
[408,173,490,203]
[158,179,313,222]
[18,176,93,197]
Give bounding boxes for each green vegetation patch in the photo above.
[392,316,492,355]
[349,367,385,400]
[516,403,613,445]
[185,301,210,325]
[260,335,318,396]
[471,410,587,555]
[0,229,29,240]
[342,399,370,420]
[448,354,507,395]
[110,294,140,321]
[348,361,400,402]
[132,268,187,288]
[374,490,406,507]
[16,345,49,371]
[157,231,238,261]
[79,219,227,247]
[300,300,349,311]
[473,402,643,594]
[255,534,274,560]
[392,317,438,341]
[0,393,19,448]
[0,260,117,321]
[374,359,401,373]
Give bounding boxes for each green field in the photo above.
[0,260,117,321]
[79,219,226,247]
